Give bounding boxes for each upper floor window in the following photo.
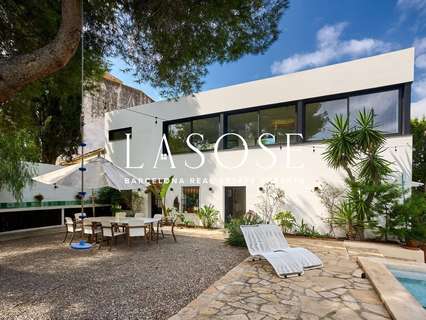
[226,111,258,149]
[305,99,348,141]
[168,121,191,153]
[349,89,399,134]
[191,117,220,151]
[259,105,296,144]
[108,127,132,141]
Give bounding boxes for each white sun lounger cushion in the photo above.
[241,225,303,276]
[260,224,323,269]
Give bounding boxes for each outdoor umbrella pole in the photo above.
[80,142,86,217]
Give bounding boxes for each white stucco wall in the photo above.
[105,48,414,233]
[0,163,79,203]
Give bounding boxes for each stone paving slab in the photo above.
[169,238,391,320]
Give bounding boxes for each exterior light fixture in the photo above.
[53,183,58,189]
[259,187,264,192]
[209,187,213,192]
[170,187,174,192]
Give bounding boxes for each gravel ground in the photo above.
[0,231,248,320]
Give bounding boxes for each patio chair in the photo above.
[116,211,127,219]
[83,220,102,243]
[125,224,148,246]
[240,224,322,278]
[153,214,165,241]
[99,222,127,250]
[134,212,145,218]
[63,217,82,244]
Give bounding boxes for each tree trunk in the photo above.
[0,0,81,103]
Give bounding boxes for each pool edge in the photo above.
[358,257,426,320]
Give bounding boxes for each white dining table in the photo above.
[84,216,158,240]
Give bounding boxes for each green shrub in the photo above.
[196,204,219,228]
[294,219,328,238]
[389,192,426,243]
[225,211,263,247]
[274,210,295,233]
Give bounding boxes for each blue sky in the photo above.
[109,0,426,118]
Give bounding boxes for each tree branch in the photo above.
[0,0,81,103]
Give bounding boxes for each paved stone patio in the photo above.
[169,237,391,320]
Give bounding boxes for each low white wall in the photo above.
[0,163,79,203]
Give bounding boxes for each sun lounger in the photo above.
[240,224,322,277]
[260,224,322,269]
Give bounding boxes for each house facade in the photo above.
[105,48,414,233]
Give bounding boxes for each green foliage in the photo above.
[177,212,194,228]
[0,129,38,201]
[274,211,296,233]
[323,109,395,239]
[145,176,174,216]
[196,204,219,229]
[331,201,362,240]
[1,0,289,98]
[388,192,426,243]
[225,212,263,247]
[411,118,426,191]
[294,219,324,238]
[96,187,121,206]
[255,182,285,223]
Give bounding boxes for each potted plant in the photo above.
[273,210,295,234]
[34,194,44,202]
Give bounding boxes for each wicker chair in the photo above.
[83,220,102,243]
[63,217,82,244]
[125,224,148,246]
[100,222,127,250]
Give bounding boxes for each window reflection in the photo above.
[168,121,191,153]
[305,99,347,141]
[349,90,399,133]
[191,117,220,151]
[259,106,296,144]
[226,111,258,148]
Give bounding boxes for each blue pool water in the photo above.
[389,267,426,308]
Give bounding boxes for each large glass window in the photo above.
[182,187,199,213]
[305,99,348,141]
[349,89,399,133]
[168,121,191,153]
[226,111,258,148]
[191,117,220,151]
[259,105,296,144]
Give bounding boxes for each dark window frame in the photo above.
[108,127,132,141]
[164,114,221,154]
[181,186,200,213]
[162,83,410,154]
[303,85,403,141]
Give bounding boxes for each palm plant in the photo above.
[196,204,219,229]
[323,109,394,239]
[145,176,174,217]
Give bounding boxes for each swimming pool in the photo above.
[388,267,426,308]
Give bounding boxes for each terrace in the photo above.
[1,227,423,320]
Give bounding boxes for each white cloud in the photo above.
[414,78,426,98]
[411,98,426,119]
[271,23,394,75]
[412,78,426,119]
[397,0,426,14]
[413,38,426,69]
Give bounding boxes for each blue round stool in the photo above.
[70,240,93,250]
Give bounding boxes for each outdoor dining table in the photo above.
[84,216,158,241]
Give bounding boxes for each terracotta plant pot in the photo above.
[406,239,419,248]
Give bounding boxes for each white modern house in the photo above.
[105,48,414,233]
